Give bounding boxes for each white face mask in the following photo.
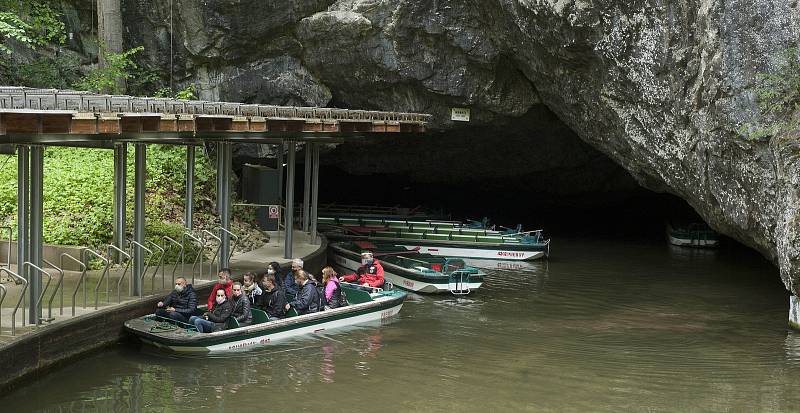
[218,278,227,285]
[267,269,275,275]
[215,296,226,304]
[362,258,373,265]
[174,284,184,293]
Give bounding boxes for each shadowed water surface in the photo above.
[2,239,798,412]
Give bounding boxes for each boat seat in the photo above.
[225,317,240,330]
[251,308,270,324]
[285,308,299,318]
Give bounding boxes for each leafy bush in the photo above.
[0,1,65,55]
[743,48,800,139]
[74,46,144,94]
[0,145,259,264]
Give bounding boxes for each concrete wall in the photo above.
[0,236,328,392]
[0,241,86,271]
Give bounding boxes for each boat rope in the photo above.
[149,321,179,333]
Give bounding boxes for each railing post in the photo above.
[17,145,28,327]
[113,143,127,263]
[28,145,43,324]
[132,144,146,296]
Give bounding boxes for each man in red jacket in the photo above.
[208,268,234,310]
[339,251,384,288]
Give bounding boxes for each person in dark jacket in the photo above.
[242,272,262,305]
[266,261,281,287]
[285,270,320,315]
[255,273,287,319]
[282,259,303,296]
[230,282,253,326]
[189,289,232,333]
[155,277,197,323]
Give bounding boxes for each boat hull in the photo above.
[667,234,719,248]
[124,292,405,353]
[329,246,484,294]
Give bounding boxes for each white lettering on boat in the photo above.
[226,337,270,350]
[497,251,524,257]
[380,310,393,321]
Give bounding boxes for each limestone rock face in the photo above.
[120,0,800,289]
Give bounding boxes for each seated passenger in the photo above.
[255,273,287,319]
[242,272,262,305]
[282,258,303,296]
[208,268,233,310]
[230,282,253,327]
[155,276,197,323]
[339,251,384,288]
[189,289,232,333]
[322,266,346,309]
[285,270,320,315]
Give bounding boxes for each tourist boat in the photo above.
[320,217,550,261]
[666,222,719,248]
[329,241,485,294]
[123,285,406,353]
[317,203,449,220]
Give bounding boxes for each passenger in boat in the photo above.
[189,289,233,333]
[266,261,282,287]
[230,282,253,327]
[242,272,262,305]
[340,251,384,288]
[254,273,287,319]
[207,268,234,310]
[285,270,321,315]
[282,259,303,296]
[322,266,346,309]
[155,276,197,323]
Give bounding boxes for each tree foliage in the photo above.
[0,1,64,55]
[74,46,145,94]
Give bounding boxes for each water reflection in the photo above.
[1,239,797,412]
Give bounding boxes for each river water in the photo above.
[2,238,799,412]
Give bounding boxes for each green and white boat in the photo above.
[329,241,485,295]
[320,217,550,261]
[666,222,719,248]
[124,285,406,353]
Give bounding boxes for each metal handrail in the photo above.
[146,240,165,293]
[218,227,239,263]
[129,240,153,296]
[80,249,108,314]
[107,244,131,303]
[23,262,52,325]
[60,253,85,316]
[201,229,221,274]
[0,226,11,268]
[182,231,203,284]
[0,284,6,333]
[42,258,62,321]
[1,267,28,335]
[163,236,182,287]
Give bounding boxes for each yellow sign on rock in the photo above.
[451,108,470,122]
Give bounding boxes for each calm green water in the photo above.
[2,239,798,412]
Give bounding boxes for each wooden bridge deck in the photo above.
[0,87,430,146]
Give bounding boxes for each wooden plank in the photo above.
[4,113,41,133]
[119,117,142,133]
[98,117,120,134]
[41,114,72,133]
[266,119,305,132]
[249,116,266,132]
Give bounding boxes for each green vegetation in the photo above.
[0,146,261,263]
[0,1,65,55]
[74,46,144,95]
[743,48,800,140]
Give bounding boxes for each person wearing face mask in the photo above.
[265,262,282,288]
[230,282,253,327]
[242,272,262,305]
[254,273,287,319]
[189,289,233,333]
[339,251,384,288]
[155,277,197,323]
[207,268,234,310]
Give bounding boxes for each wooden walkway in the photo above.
[0,87,430,146]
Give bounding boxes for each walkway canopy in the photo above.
[0,86,430,327]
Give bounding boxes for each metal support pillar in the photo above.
[284,141,296,259]
[218,142,231,268]
[302,144,312,232]
[132,144,146,296]
[184,145,195,230]
[276,142,284,202]
[310,143,320,245]
[113,143,127,262]
[16,146,29,325]
[28,146,43,324]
